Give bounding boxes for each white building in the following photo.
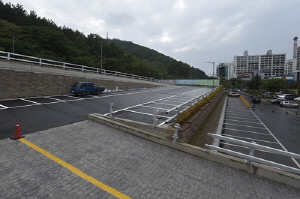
[234,50,286,78]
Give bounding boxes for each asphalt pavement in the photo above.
[222,93,300,169]
[0,86,212,140]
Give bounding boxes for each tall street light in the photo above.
[207,61,215,87]
[100,41,103,74]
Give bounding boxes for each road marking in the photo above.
[224,134,280,145]
[224,119,262,124]
[141,105,169,111]
[123,109,170,118]
[20,98,41,104]
[225,112,257,118]
[223,128,271,136]
[224,116,260,122]
[250,109,300,169]
[18,138,131,199]
[0,104,8,108]
[223,123,266,129]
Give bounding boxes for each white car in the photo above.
[280,101,299,108]
[294,97,300,101]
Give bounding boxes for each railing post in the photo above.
[177,106,181,114]
[246,141,256,164]
[189,100,193,107]
[81,66,84,72]
[7,52,10,60]
[152,109,159,127]
[63,63,66,69]
[172,123,180,142]
[109,103,114,118]
[39,58,42,66]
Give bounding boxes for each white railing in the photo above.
[0,50,156,82]
[159,87,218,126]
[206,133,300,175]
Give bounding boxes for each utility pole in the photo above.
[100,41,103,74]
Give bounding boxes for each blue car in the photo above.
[70,82,105,96]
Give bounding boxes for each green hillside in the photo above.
[0,1,207,79]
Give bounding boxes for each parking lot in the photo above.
[0,86,212,140]
[222,95,300,169]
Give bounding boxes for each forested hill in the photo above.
[0,1,207,79]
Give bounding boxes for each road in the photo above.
[0,86,212,140]
[222,93,300,169]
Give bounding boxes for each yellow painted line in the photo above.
[19,138,131,199]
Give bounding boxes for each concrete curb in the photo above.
[88,113,300,189]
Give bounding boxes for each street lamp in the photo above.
[100,41,103,74]
[207,62,215,87]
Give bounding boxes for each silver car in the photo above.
[280,101,299,108]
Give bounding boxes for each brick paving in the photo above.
[1,120,300,199]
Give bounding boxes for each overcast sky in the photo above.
[4,0,300,75]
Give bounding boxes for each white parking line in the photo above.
[225,112,256,118]
[223,116,260,122]
[20,98,41,104]
[224,134,280,145]
[250,109,300,169]
[223,123,266,129]
[223,128,271,136]
[123,110,170,118]
[224,119,262,124]
[154,102,178,107]
[0,104,8,109]
[141,105,169,111]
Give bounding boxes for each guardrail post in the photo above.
[116,86,118,91]
[81,66,84,72]
[109,103,114,118]
[7,52,10,60]
[189,100,193,107]
[63,63,66,69]
[172,123,180,142]
[39,58,42,66]
[245,141,256,164]
[152,109,159,127]
[177,105,182,114]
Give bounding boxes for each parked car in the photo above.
[280,101,299,108]
[270,98,285,105]
[294,97,300,101]
[252,96,261,103]
[70,82,105,96]
[278,94,295,100]
[228,92,240,97]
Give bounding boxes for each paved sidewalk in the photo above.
[1,120,300,199]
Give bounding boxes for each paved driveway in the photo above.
[1,120,299,199]
[222,96,300,169]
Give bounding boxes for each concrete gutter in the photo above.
[213,96,227,147]
[88,113,300,189]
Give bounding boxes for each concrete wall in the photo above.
[0,69,161,100]
[178,89,225,144]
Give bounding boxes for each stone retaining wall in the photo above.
[178,88,225,143]
[0,69,161,100]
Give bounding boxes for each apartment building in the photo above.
[234,50,286,78]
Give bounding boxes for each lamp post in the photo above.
[100,41,103,74]
[207,62,215,87]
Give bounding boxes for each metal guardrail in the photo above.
[0,50,156,82]
[206,133,300,175]
[160,87,217,126]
